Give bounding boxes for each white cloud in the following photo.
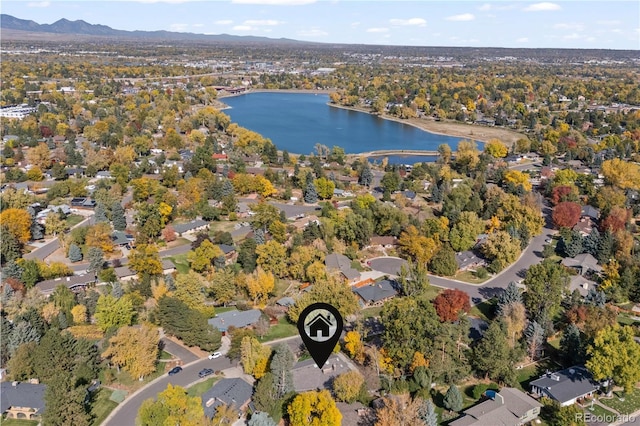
[524,2,561,12]
[554,23,584,31]
[389,18,426,27]
[366,27,389,33]
[597,20,621,26]
[446,13,475,22]
[192,23,204,28]
[27,1,50,7]
[563,33,582,40]
[215,20,233,25]
[478,3,491,11]
[516,37,529,42]
[298,29,328,37]
[231,0,316,4]
[169,23,189,32]
[232,25,253,31]
[243,19,283,26]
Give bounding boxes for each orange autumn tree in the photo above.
[433,289,471,322]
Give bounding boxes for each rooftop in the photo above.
[353,280,397,304]
[450,387,541,426]
[201,378,253,418]
[530,366,600,405]
[0,382,47,415]
[208,309,262,332]
[292,355,352,392]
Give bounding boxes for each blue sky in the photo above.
[2,1,639,49]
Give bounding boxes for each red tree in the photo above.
[600,206,630,233]
[552,202,581,229]
[162,225,176,242]
[433,289,471,322]
[551,185,577,206]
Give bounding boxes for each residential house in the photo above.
[36,274,96,295]
[450,387,541,426]
[1,381,47,421]
[276,296,295,308]
[162,259,176,275]
[218,244,237,265]
[333,188,345,197]
[573,217,594,237]
[401,190,416,200]
[561,253,602,275]
[208,309,262,334]
[581,205,600,221]
[353,280,398,307]
[368,235,397,249]
[111,231,130,247]
[530,367,600,407]
[47,204,71,215]
[201,378,253,418]
[292,355,352,392]
[325,253,361,284]
[95,171,112,180]
[115,266,137,282]
[456,251,485,272]
[173,219,209,236]
[291,215,320,231]
[568,275,598,297]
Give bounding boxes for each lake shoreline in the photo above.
[217,88,522,146]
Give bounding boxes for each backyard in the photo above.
[599,388,640,415]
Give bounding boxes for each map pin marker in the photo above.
[297,302,344,369]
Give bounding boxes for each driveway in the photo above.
[161,338,199,364]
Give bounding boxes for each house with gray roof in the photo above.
[37,274,96,295]
[292,355,353,392]
[353,280,398,306]
[450,387,541,426]
[456,250,485,271]
[325,253,361,284]
[581,205,600,221]
[208,309,262,333]
[201,378,253,418]
[530,366,600,407]
[1,381,47,420]
[561,253,602,275]
[173,219,209,235]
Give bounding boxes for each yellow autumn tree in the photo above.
[71,304,87,324]
[484,139,508,158]
[240,336,272,378]
[409,351,429,373]
[102,325,159,380]
[601,158,640,190]
[343,331,365,364]
[0,208,32,243]
[503,170,532,191]
[288,390,342,426]
[245,268,275,306]
[398,225,439,265]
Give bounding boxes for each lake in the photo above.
[221,92,464,161]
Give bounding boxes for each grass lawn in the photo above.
[617,313,640,326]
[89,388,119,426]
[258,316,297,342]
[1,419,39,426]
[160,350,173,360]
[468,299,497,322]
[168,253,190,274]
[215,306,236,314]
[453,270,490,284]
[65,214,85,227]
[599,388,640,415]
[103,361,167,393]
[351,260,364,272]
[187,377,218,397]
[361,306,383,319]
[585,403,616,418]
[516,358,558,391]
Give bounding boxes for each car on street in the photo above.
[168,366,182,376]
[198,368,214,378]
[208,352,222,359]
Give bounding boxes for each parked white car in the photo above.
[208,352,222,359]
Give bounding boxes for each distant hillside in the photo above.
[0,14,306,44]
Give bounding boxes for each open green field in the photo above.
[167,253,190,274]
[452,270,490,284]
[599,388,640,415]
[258,316,297,342]
[89,388,119,426]
[65,214,85,227]
[187,377,218,397]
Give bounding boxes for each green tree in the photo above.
[288,276,359,323]
[586,325,640,393]
[1,224,23,264]
[523,259,568,324]
[68,243,83,262]
[472,320,517,385]
[87,247,105,274]
[304,181,318,203]
[43,374,91,426]
[157,297,221,352]
[238,238,258,273]
[253,373,282,420]
[287,390,342,426]
[137,384,206,426]
[449,211,485,252]
[397,260,430,296]
[443,385,463,412]
[428,244,458,276]
[560,323,585,365]
[94,202,108,223]
[248,411,277,426]
[270,343,295,398]
[314,177,336,200]
[112,201,127,231]
[94,294,135,332]
[359,162,373,187]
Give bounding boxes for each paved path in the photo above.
[161,338,199,364]
[368,207,555,305]
[25,215,94,261]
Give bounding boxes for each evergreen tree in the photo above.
[428,244,457,276]
[30,220,44,240]
[68,244,83,262]
[94,202,108,223]
[238,238,258,273]
[1,225,22,264]
[420,399,438,426]
[304,182,318,203]
[253,373,282,420]
[582,228,600,256]
[431,182,443,203]
[254,228,265,245]
[560,323,584,365]
[111,202,126,231]
[87,247,105,274]
[8,321,40,355]
[221,179,234,197]
[496,282,522,316]
[472,320,516,385]
[111,282,124,299]
[270,343,294,398]
[596,230,614,264]
[43,374,91,426]
[164,274,176,291]
[358,162,373,187]
[248,412,277,426]
[2,260,24,280]
[525,321,546,360]
[443,385,463,412]
[282,150,290,165]
[585,287,606,307]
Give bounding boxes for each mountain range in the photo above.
[0,14,304,44]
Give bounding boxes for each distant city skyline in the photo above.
[2,0,639,50]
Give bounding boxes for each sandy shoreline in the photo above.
[216,88,524,146]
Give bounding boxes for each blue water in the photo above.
[222,93,464,157]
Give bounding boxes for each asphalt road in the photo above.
[368,209,555,305]
[161,338,199,364]
[103,336,303,426]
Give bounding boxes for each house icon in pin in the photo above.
[306,313,333,338]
